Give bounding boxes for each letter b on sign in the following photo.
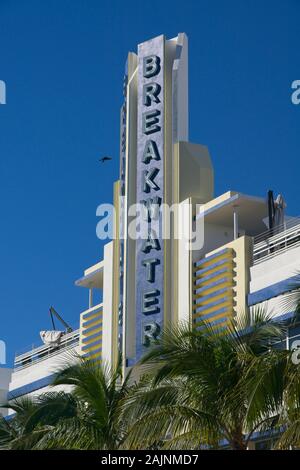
[143,56,160,78]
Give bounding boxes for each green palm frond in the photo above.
[2,303,299,450]
[277,272,300,322]
[127,307,291,449]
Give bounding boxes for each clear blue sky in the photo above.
[0,0,299,366]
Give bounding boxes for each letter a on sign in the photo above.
[142,140,161,164]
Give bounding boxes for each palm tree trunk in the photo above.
[229,434,247,450]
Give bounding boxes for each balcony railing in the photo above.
[14,329,80,371]
[252,217,300,265]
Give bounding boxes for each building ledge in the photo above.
[75,260,104,289]
[196,191,268,236]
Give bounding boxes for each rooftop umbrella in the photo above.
[273,194,286,231]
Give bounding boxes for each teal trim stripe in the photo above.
[82,321,103,336]
[82,307,102,320]
[8,374,56,400]
[196,316,228,329]
[194,287,231,305]
[195,267,232,286]
[82,314,103,328]
[194,277,232,295]
[194,248,230,268]
[248,274,300,306]
[194,296,229,314]
[194,257,233,278]
[82,329,102,344]
[82,347,102,358]
[193,306,229,322]
[82,337,102,351]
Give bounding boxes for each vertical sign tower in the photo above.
[135,36,165,359]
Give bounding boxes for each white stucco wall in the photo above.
[250,245,300,293]
[102,241,114,368]
[250,292,292,320]
[9,346,79,392]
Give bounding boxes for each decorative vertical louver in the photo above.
[80,305,103,362]
[193,248,237,329]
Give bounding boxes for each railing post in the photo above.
[89,288,93,309]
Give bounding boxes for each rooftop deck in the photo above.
[252,217,300,265]
[14,329,79,371]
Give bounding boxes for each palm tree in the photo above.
[2,308,298,450]
[0,393,78,449]
[123,308,288,450]
[0,355,133,450]
[34,355,132,449]
[276,358,300,449]
[257,281,300,449]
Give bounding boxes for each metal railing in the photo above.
[14,329,80,371]
[252,217,300,265]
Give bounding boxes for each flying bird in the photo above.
[99,156,112,163]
